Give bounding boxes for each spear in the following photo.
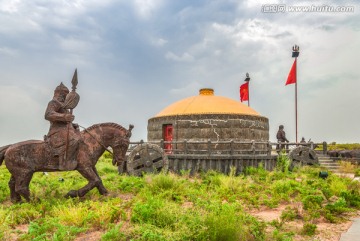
[63,69,80,163]
[63,69,80,110]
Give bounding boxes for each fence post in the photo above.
[267,141,272,156]
[323,141,327,155]
[184,140,188,154]
[207,140,211,156]
[160,139,164,149]
[230,140,234,156]
[310,142,314,150]
[251,140,255,155]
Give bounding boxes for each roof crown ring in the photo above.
[199,88,214,96]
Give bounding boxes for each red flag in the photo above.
[240,82,249,102]
[285,59,297,85]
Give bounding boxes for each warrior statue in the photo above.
[44,74,81,170]
[0,68,133,202]
[276,124,289,153]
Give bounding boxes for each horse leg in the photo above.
[8,175,21,203]
[65,167,103,198]
[14,171,34,202]
[92,167,108,195]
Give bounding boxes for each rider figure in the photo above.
[44,82,81,170]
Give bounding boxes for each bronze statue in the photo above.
[0,70,133,202]
[276,124,289,152]
[44,80,81,170]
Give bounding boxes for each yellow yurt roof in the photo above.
[154,88,260,117]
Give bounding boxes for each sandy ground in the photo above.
[251,204,360,241]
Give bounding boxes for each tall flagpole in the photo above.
[295,59,298,143]
[292,45,300,143]
[245,73,250,107]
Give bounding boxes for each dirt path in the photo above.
[251,205,360,241]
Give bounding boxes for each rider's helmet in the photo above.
[55,82,69,93]
[54,82,69,102]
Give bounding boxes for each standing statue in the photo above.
[0,69,134,203]
[44,70,81,170]
[276,125,289,152]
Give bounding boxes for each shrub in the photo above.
[340,190,360,208]
[203,204,265,241]
[6,203,42,226]
[302,195,324,210]
[271,179,300,199]
[280,206,299,222]
[326,197,351,214]
[276,153,290,173]
[0,169,10,202]
[354,168,360,177]
[338,161,357,174]
[21,218,86,241]
[131,197,179,229]
[217,174,244,197]
[201,170,222,187]
[101,223,126,241]
[329,177,348,196]
[271,229,294,241]
[148,173,178,192]
[117,176,144,193]
[302,222,317,236]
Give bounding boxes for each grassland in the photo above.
[0,154,360,240]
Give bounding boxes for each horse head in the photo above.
[110,124,134,166]
[83,123,134,166]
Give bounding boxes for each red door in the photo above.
[163,124,173,153]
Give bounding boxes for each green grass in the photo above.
[327,143,360,150]
[315,142,360,151]
[0,155,360,240]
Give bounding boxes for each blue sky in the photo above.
[0,0,359,146]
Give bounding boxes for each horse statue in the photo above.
[0,122,133,203]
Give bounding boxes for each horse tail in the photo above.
[0,145,11,166]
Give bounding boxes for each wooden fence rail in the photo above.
[128,140,328,156]
[125,141,360,174]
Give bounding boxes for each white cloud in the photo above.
[56,35,99,53]
[150,37,168,47]
[0,47,18,56]
[0,0,21,13]
[169,82,203,98]
[0,86,47,144]
[165,51,194,62]
[0,0,115,35]
[212,18,293,46]
[132,0,164,19]
[244,0,283,9]
[0,14,43,35]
